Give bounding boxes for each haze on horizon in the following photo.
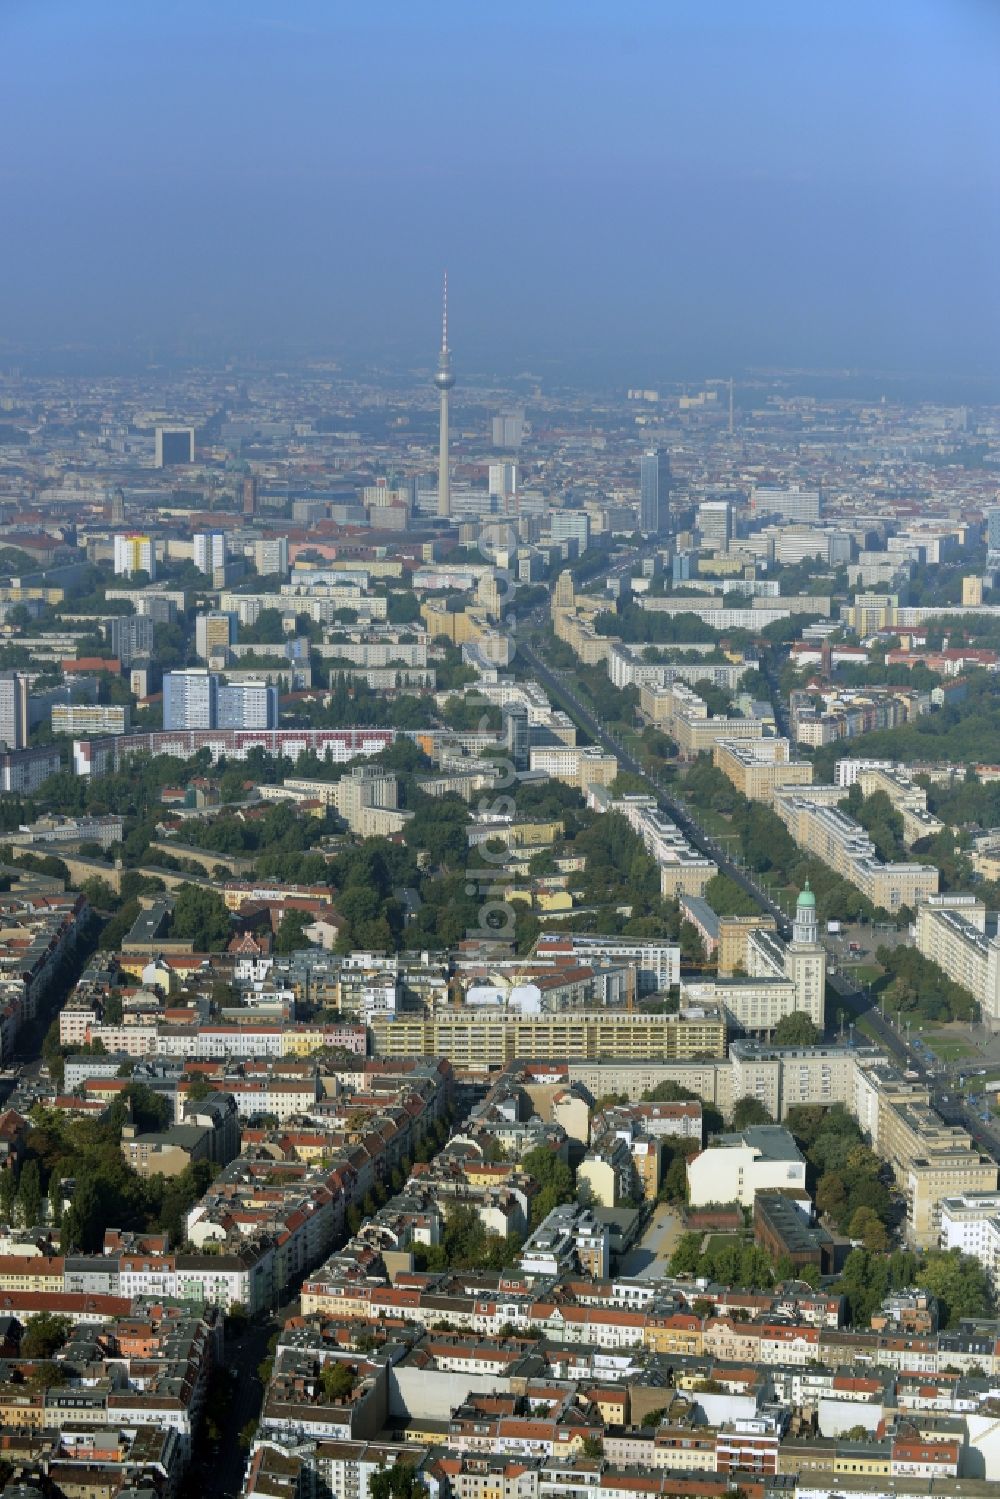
[1,0,998,386]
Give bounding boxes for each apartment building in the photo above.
[51,702,130,736]
[854,1067,998,1247]
[772,790,939,912]
[914,895,1000,1023]
[713,737,815,803]
[588,790,716,899]
[939,1192,1000,1297]
[370,1007,727,1068]
[854,764,944,846]
[530,744,619,792]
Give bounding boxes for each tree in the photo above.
[320,1361,356,1401]
[849,1206,888,1252]
[679,919,706,965]
[21,1312,71,1359]
[581,1436,603,1458]
[48,1171,64,1231]
[275,907,317,954]
[917,1248,992,1327]
[171,884,231,950]
[731,1096,773,1129]
[370,1462,427,1499]
[522,1145,575,1226]
[773,1012,821,1046]
[17,1159,42,1227]
[122,1083,171,1133]
[0,1166,15,1223]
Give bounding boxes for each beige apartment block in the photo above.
[713,737,814,803]
[370,1007,726,1068]
[718,914,777,976]
[772,791,938,912]
[915,894,1000,1023]
[855,764,944,846]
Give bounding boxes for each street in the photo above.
[522,627,1000,1173]
[519,638,793,937]
[617,1202,683,1278]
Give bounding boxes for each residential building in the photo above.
[914,895,1000,1024]
[254,538,289,577]
[217,680,279,730]
[0,744,62,793]
[772,789,939,913]
[113,534,156,579]
[195,611,237,660]
[51,703,130,736]
[193,532,227,576]
[371,1007,727,1068]
[713,737,814,803]
[0,672,29,750]
[163,669,218,730]
[108,613,155,667]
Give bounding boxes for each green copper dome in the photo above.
[796,881,816,909]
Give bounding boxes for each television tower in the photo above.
[435,272,456,519]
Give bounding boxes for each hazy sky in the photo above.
[2,0,998,382]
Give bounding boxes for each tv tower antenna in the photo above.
[435,271,456,519]
[729,377,734,436]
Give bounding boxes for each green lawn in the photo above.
[703,1232,747,1254]
[925,1037,978,1062]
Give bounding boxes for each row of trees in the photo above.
[874,943,978,1024]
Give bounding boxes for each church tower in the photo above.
[784,881,826,1031]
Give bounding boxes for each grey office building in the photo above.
[640,449,670,534]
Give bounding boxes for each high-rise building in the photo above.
[113,534,156,579]
[163,669,218,730]
[217,681,278,730]
[195,612,237,661]
[154,426,195,467]
[751,485,822,523]
[108,613,154,668]
[489,462,517,501]
[697,500,732,552]
[0,672,29,750]
[242,473,259,518]
[193,532,226,576]
[253,538,289,578]
[435,273,456,519]
[502,702,530,772]
[640,449,670,534]
[110,487,126,527]
[491,412,524,449]
[549,510,590,551]
[987,508,1000,552]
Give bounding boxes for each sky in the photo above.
[1,0,998,384]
